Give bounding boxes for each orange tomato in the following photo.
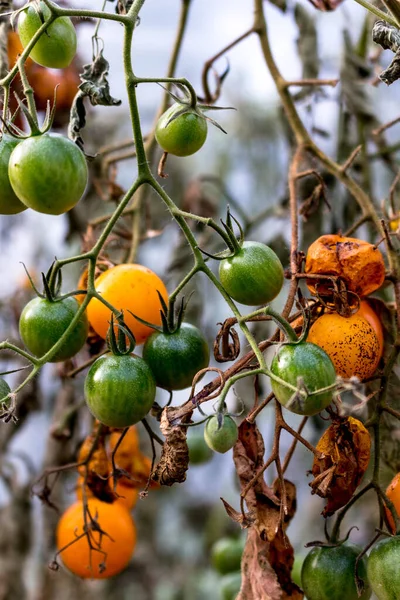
[357,300,384,356]
[56,499,136,578]
[109,426,140,459]
[307,312,381,380]
[75,475,139,511]
[385,472,400,532]
[86,264,168,344]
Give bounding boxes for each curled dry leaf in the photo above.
[310,416,371,516]
[151,407,191,486]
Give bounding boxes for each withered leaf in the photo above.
[151,407,191,486]
[373,20,400,85]
[310,416,371,516]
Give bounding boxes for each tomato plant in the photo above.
[155,102,208,156]
[19,296,88,362]
[0,135,26,215]
[18,1,77,68]
[204,415,238,453]
[219,241,284,305]
[211,537,244,575]
[270,342,336,415]
[367,536,400,600]
[8,133,88,215]
[301,543,371,600]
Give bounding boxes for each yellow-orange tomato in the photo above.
[87,264,168,344]
[307,312,381,380]
[56,499,136,578]
[357,300,384,357]
[305,235,385,298]
[385,472,400,532]
[75,476,139,511]
[109,426,140,460]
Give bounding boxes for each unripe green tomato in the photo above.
[18,1,77,68]
[367,535,400,600]
[84,353,156,428]
[187,428,213,465]
[301,543,371,600]
[219,572,242,600]
[9,133,88,215]
[0,379,11,402]
[19,296,89,362]
[219,241,284,306]
[143,323,210,391]
[211,537,244,575]
[204,415,238,453]
[155,103,208,157]
[0,135,26,215]
[270,342,336,416]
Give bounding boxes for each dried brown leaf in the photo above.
[151,407,191,486]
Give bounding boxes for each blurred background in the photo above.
[1,0,399,598]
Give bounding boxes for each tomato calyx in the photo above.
[21,260,63,303]
[106,313,136,356]
[198,206,244,260]
[129,291,190,336]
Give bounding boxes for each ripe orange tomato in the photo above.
[56,499,136,578]
[385,472,400,532]
[357,300,384,356]
[307,312,381,380]
[108,426,140,459]
[75,476,139,511]
[87,264,168,344]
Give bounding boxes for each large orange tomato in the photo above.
[385,472,400,532]
[357,300,384,356]
[56,499,136,578]
[87,264,168,344]
[75,476,139,511]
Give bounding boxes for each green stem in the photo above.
[352,0,400,27]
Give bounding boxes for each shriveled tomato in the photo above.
[87,264,168,344]
[219,241,284,306]
[155,102,208,156]
[211,537,244,575]
[19,296,88,362]
[270,342,336,415]
[143,323,210,390]
[0,135,26,215]
[9,133,88,215]
[305,234,385,298]
[301,543,371,600]
[367,536,400,600]
[84,353,156,428]
[18,1,77,68]
[307,312,381,380]
[204,415,238,453]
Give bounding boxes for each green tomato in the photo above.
[270,342,336,416]
[143,323,210,391]
[155,103,208,157]
[211,538,244,575]
[0,378,11,402]
[219,241,284,306]
[301,543,371,600]
[187,428,213,465]
[19,296,89,362]
[219,572,242,600]
[84,353,156,428]
[0,135,26,215]
[9,133,88,215]
[18,1,77,68]
[204,415,238,454]
[367,536,400,600]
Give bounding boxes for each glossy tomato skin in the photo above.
[301,543,371,600]
[87,264,168,344]
[367,536,400,600]
[0,379,11,402]
[18,1,77,68]
[0,135,26,215]
[155,103,208,157]
[19,296,89,362]
[219,241,284,306]
[204,415,238,453]
[270,342,336,416]
[84,353,156,428]
[212,537,244,575]
[143,323,210,390]
[9,134,88,215]
[219,572,242,600]
[187,428,213,465]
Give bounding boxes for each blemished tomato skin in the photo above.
[219,572,242,600]
[204,415,238,453]
[155,103,208,156]
[9,134,88,215]
[18,1,77,68]
[358,300,384,357]
[211,537,244,575]
[270,342,336,416]
[367,536,400,600]
[0,379,11,401]
[301,543,371,600]
[87,264,168,344]
[219,241,284,306]
[0,135,26,215]
[142,323,210,390]
[19,296,89,362]
[84,353,156,428]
